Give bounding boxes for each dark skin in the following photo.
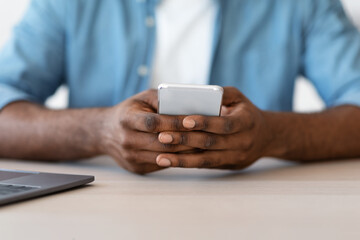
[0,87,359,174]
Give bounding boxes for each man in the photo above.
[0,0,359,174]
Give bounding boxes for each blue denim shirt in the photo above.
[0,0,360,111]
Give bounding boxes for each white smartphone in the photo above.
[158,83,223,116]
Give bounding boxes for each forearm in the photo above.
[0,101,106,161]
[264,105,360,161]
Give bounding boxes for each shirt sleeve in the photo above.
[0,0,65,110]
[302,0,360,108]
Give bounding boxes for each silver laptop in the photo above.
[0,168,94,206]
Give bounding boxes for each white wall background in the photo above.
[0,0,359,111]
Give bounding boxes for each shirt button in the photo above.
[138,65,149,77]
[145,16,155,27]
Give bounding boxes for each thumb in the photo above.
[135,89,159,111]
[221,86,249,106]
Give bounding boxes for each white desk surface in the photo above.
[1,156,360,240]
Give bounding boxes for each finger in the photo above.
[110,150,164,174]
[120,150,168,173]
[182,113,254,134]
[126,111,190,133]
[122,130,194,152]
[126,150,190,174]
[139,163,167,174]
[156,151,240,168]
[121,161,164,175]
[158,131,232,150]
[159,131,254,151]
[125,162,165,175]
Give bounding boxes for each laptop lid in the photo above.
[0,169,94,206]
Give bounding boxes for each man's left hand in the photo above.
[156,87,274,170]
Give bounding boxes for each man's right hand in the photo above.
[0,89,192,175]
[99,89,193,174]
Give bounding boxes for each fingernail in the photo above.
[157,158,171,167]
[159,133,173,143]
[183,118,196,128]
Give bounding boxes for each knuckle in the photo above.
[123,150,144,165]
[242,137,254,151]
[122,151,135,163]
[199,156,213,168]
[179,133,188,145]
[248,120,255,130]
[120,135,133,149]
[241,106,256,129]
[144,114,160,132]
[160,143,176,151]
[238,153,248,162]
[121,139,132,149]
[223,117,234,133]
[171,117,182,130]
[119,116,129,128]
[247,115,256,129]
[199,156,220,168]
[120,137,133,149]
[213,156,222,166]
[199,116,209,130]
[199,157,211,168]
[203,134,216,148]
[177,158,186,168]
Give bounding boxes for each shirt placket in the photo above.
[135,0,158,91]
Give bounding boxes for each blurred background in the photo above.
[0,0,359,111]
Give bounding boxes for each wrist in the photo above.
[63,107,111,157]
[87,107,113,156]
[261,111,288,158]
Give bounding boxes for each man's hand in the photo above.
[0,90,195,175]
[155,87,274,169]
[99,89,194,174]
[155,86,360,169]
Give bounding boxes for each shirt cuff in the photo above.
[0,83,37,110]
